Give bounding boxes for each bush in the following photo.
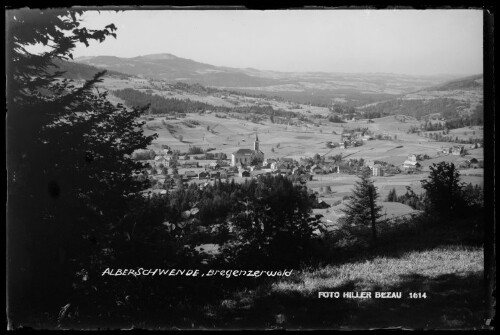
[188,146,204,155]
[132,149,156,160]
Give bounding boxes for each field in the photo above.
[142,114,483,164]
[143,111,484,230]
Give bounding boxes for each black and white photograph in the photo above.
[6,7,495,330]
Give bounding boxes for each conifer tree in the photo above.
[341,171,383,243]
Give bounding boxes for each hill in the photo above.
[358,74,483,121]
[50,59,131,80]
[427,74,483,91]
[73,53,460,107]
[75,53,281,87]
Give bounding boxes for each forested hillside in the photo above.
[51,59,130,80]
[358,98,481,122]
[113,88,299,118]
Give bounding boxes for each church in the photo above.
[231,134,264,167]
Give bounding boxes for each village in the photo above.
[135,125,484,204]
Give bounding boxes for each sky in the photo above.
[67,9,484,76]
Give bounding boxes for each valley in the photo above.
[61,55,484,223]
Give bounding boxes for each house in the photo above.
[184,171,198,179]
[280,168,292,175]
[212,152,227,160]
[182,161,199,168]
[371,164,384,177]
[451,146,464,156]
[154,155,166,162]
[341,134,351,142]
[362,135,373,142]
[231,134,264,167]
[292,167,303,175]
[198,171,209,179]
[310,165,323,174]
[407,154,417,162]
[470,161,481,169]
[442,147,452,154]
[316,199,330,209]
[458,160,471,169]
[209,162,220,170]
[239,170,251,177]
[263,158,277,166]
[271,161,289,170]
[402,160,419,173]
[209,171,220,179]
[303,173,313,181]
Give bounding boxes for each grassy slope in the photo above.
[190,220,485,330]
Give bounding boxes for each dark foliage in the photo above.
[341,172,383,244]
[360,98,475,121]
[420,162,482,221]
[113,87,300,119]
[7,9,156,326]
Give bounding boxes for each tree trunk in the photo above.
[368,186,377,245]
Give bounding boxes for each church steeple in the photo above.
[254,133,259,151]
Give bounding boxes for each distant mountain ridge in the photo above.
[75,53,279,87]
[73,53,466,92]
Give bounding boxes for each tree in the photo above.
[386,188,397,202]
[341,171,383,244]
[7,9,156,322]
[420,162,466,220]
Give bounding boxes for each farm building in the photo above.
[231,134,264,167]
